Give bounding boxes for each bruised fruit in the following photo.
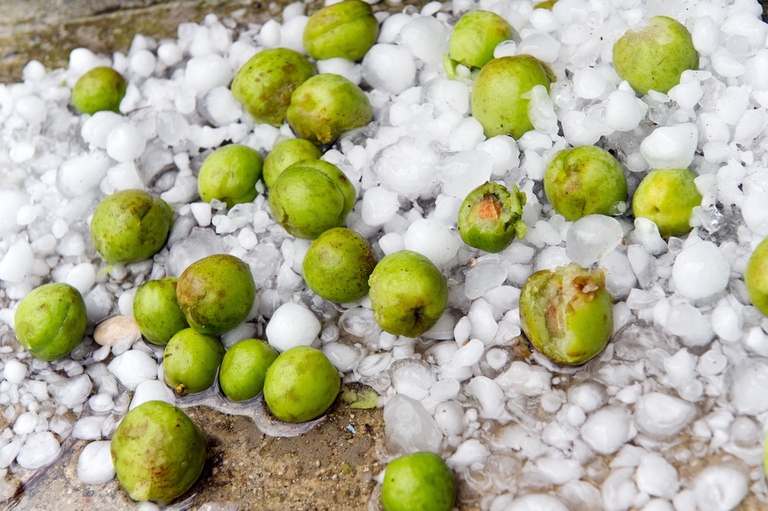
[219,338,279,401]
[163,328,224,395]
[72,66,127,115]
[197,144,263,208]
[381,451,456,511]
[263,138,323,189]
[133,277,189,346]
[458,181,527,253]
[303,0,379,62]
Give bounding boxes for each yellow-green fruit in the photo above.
[133,277,189,346]
[632,168,702,238]
[110,401,206,505]
[449,10,513,69]
[286,73,372,146]
[198,144,263,208]
[304,0,379,61]
[263,346,341,423]
[231,48,315,126]
[745,237,768,317]
[470,54,555,139]
[13,283,87,361]
[381,452,456,511]
[613,15,699,96]
[458,181,527,253]
[163,328,225,395]
[263,138,323,189]
[219,338,279,401]
[520,263,613,365]
[90,189,173,264]
[72,66,127,115]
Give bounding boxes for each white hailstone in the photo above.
[566,215,624,267]
[157,42,183,66]
[65,263,96,296]
[665,303,715,347]
[465,376,506,420]
[203,86,242,126]
[639,123,698,169]
[13,412,37,435]
[14,95,46,125]
[322,343,363,372]
[129,49,156,77]
[467,298,498,344]
[265,302,321,352]
[107,350,158,390]
[715,86,749,125]
[374,136,439,198]
[184,54,233,97]
[378,13,411,44]
[635,453,680,499]
[57,152,112,198]
[449,117,485,152]
[641,499,674,511]
[0,190,29,236]
[88,393,115,414]
[729,360,768,415]
[446,438,490,470]
[106,123,147,162]
[383,394,443,454]
[505,494,570,511]
[362,44,416,95]
[16,432,61,470]
[517,32,561,63]
[129,379,175,410]
[693,465,749,511]
[82,111,124,148]
[580,406,633,455]
[495,361,552,397]
[73,416,106,440]
[741,191,768,236]
[605,87,646,131]
[634,392,697,439]
[535,457,585,486]
[361,187,399,227]
[316,58,361,85]
[279,16,308,54]
[48,374,93,409]
[77,441,115,485]
[436,150,493,199]
[399,16,448,68]
[601,467,638,511]
[3,359,27,384]
[404,218,459,267]
[477,135,519,176]
[672,241,730,300]
[433,401,464,438]
[573,67,607,99]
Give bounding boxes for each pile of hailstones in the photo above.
[0,0,768,510]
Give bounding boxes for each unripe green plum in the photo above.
[263,346,340,423]
[744,237,768,317]
[219,338,279,401]
[111,401,206,505]
[263,138,322,189]
[544,145,628,221]
[632,168,701,238]
[381,452,456,511]
[520,263,613,365]
[176,254,256,335]
[449,10,513,69]
[90,189,173,264]
[231,48,315,126]
[458,181,527,253]
[470,54,555,139]
[198,144,263,208]
[368,250,448,338]
[14,283,87,361]
[304,0,379,62]
[287,73,372,146]
[613,15,699,96]
[303,227,377,303]
[133,277,189,346]
[72,66,127,115]
[163,328,224,395]
[268,159,357,239]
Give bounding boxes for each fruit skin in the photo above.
[268,159,357,239]
[612,15,699,96]
[110,400,206,505]
[286,73,372,146]
[368,250,449,338]
[520,263,613,365]
[219,339,278,401]
[544,145,628,221]
[381,451,456,511]
[163,328,225,395]
[449,10,513,69]
[176,254,256,335]
[303,227,377,303]
[197,144,263,208]
[263,346,341,423]
[458,181,527,253]
[90,189,173,264]
[13,283,87,361]
[745,237,768,317]
[72,66,127,115]
[303,0,379,62]
[263,138,323,189]
[231,48,315,126]
[471,54,555,139]
[632,168,702,238]
[133,277,189,346]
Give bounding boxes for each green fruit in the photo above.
[13,283,87,361]
[544,145,628,221]
[72,66,127,115]
[231,48,316,126]
[632,168,702,238]
[111,401,206,505]
[612,15,699,96]
[470,54,555,139]
[219,338,279,401]
[198,144,263,208]
[381,452,456,511]
[163,328,224,395]
[368,250,449,338]
[268,159,357,239]
[303,227,377,302]
[449,10,513,69]
[263,346,341,423]
[286,73,372,146]
[744,237,768,317]
[90,189,173,264]
[133,277,189,346]
[458,181,527,253]
[263,138,323,189]
[303,0,379,62]
[176,254,256,335]
[520,263,613,365]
